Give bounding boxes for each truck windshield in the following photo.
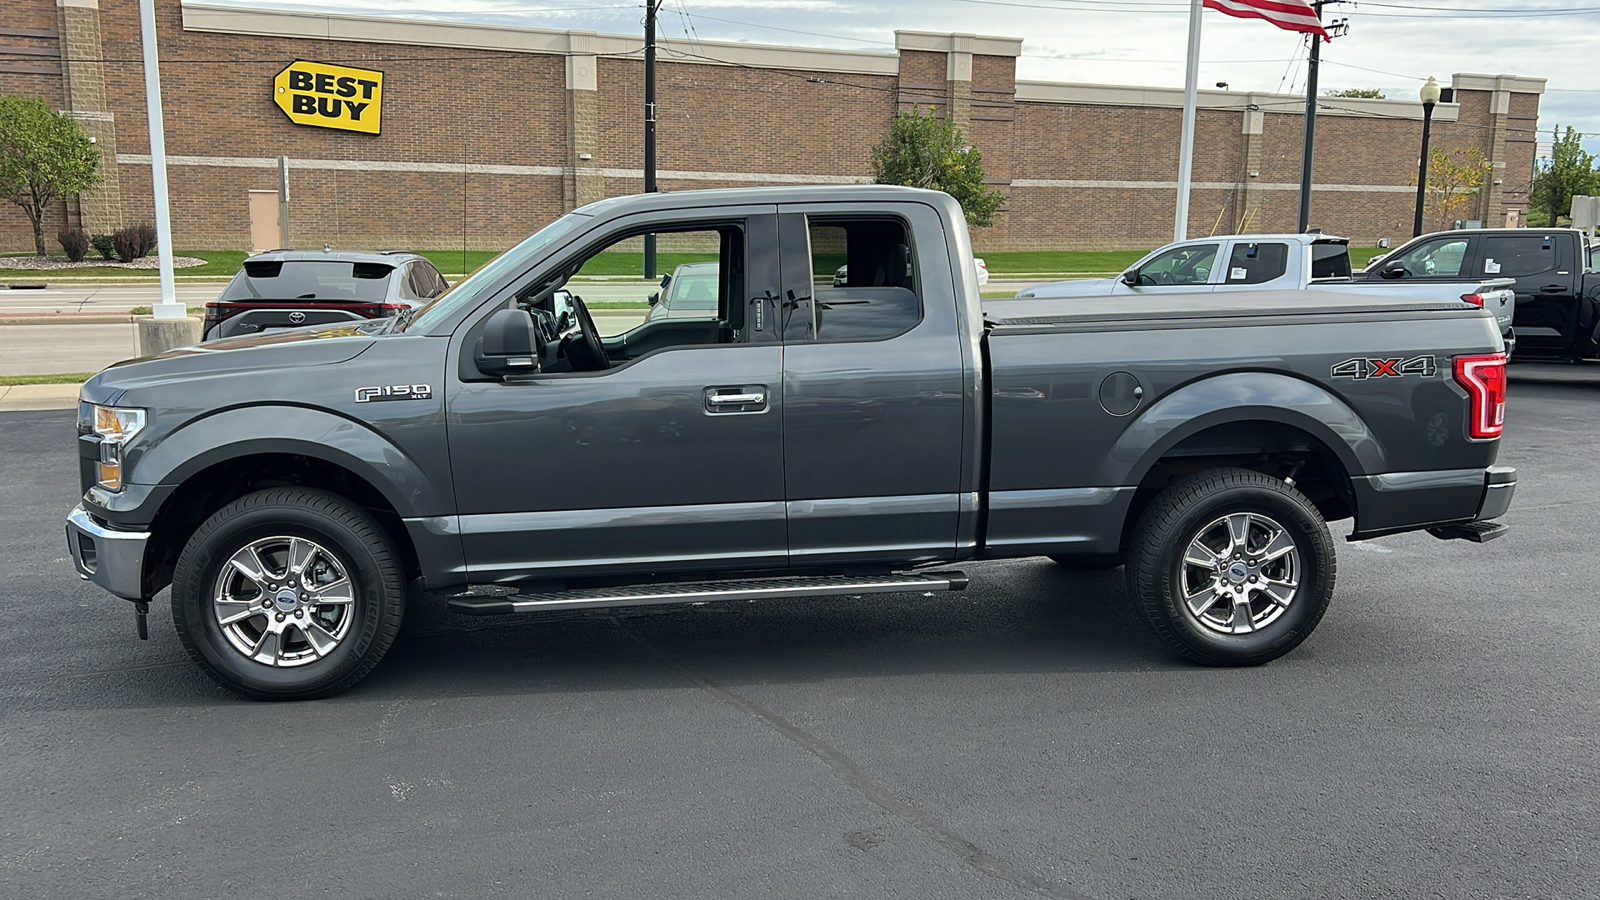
[1310,242,1352,279]
[220,261,393,302]
[403,212,589,332]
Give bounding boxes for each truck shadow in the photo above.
[361,560,1176,700]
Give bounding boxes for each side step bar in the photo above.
[1427,520,1510,543]
[448,571,969,615]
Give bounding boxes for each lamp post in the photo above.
[1413,76,1441,237]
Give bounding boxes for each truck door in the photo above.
[1115,241,1222,295]
[445,208,789,583]
[1485,232,1573,353]
[1216,240,1292,290]
[775,205,968,566]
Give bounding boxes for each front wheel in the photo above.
[1126,468,1336,666]
[171,488,406,700]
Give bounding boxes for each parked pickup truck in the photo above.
[1015,233,1516,347]
[66,186,1516,700]
[1358,227,1599,361]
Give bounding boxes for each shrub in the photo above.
[90,232,116,260]
[112,222,157,262]
[57,225,89,262]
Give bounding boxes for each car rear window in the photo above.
[667,273,719,310]
[221,261,394,302]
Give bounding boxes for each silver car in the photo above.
[647,262,720,320]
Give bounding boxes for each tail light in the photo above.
[1460,293,1485,308]
[1453,353,1507,439]
[204,301,409,321]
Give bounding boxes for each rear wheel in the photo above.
[171,488,405,700]
[1126,468,1335,666]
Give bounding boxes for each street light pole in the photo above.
[1412,76,1441,237]
[1295,0,1325,233]
[643,0,660,279]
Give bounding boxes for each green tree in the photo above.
[870,107,1005,228]
[1529,125,1599,226]
[1324,88,1386,99]
[0,94,101,256]
[1425,145,1490,232]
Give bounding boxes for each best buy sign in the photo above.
[273,61,384,134]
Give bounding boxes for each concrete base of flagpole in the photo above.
[135,315,203,356]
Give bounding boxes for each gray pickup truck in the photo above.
[66,186,1516,700]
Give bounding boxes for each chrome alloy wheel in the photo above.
[1179,512,1301,636]
[212,536,356,667]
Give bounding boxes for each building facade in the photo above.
[1,0,1547,253]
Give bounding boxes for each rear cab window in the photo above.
[781,216,921,342]
[1310,241,1353,280]
[1480,234,1561,280]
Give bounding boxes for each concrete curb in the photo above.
[0,383,81,411]
[0,315,141,325]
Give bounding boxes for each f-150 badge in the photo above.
[355,384,432,402]
[1330,356,1436,381]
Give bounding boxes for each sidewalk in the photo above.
[0,382,79,411]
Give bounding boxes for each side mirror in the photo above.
[1120,270,1139,287]
[1380,260,1408,280]
[475,308,542,377]
[648,292,660,307]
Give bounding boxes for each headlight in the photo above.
[92,405,145,490]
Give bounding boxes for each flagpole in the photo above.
[1175,0,1203,241]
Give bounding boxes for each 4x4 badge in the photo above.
[355,384,432,402]
[1330,355,1436,380]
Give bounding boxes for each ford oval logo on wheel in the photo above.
[288,311,306,324]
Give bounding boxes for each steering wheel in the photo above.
[565,292,609,371]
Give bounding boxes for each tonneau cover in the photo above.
[984,288,1471,328]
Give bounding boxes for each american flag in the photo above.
[1203,0,1331,41]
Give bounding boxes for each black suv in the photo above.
[202,250,448,341]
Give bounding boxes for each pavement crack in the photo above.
[612,618,1091,900]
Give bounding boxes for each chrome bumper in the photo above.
[1479,465,1516,521]
[65,504,150,601]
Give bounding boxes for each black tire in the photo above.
[171,488,405,700]
[1048,553,1124,571]
[1126,467,1335,666]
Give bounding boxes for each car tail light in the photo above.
[1454,353,1507,440]
[1460,293,1485,307]
[203,301,409,320]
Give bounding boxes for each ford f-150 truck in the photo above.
[66,186,1516,700]
[1359,227,1598,360]
[1014,233,1516,347]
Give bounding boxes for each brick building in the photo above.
[1,0,1546,253]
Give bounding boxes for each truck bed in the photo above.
[984,289,1476,329]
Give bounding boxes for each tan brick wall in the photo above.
[0,0,1549,255]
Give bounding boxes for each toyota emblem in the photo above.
[288,311,306,324]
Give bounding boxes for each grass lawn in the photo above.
[0,250,248,279]
[0,372,94,385]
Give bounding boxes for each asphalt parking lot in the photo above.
[2,366,1597,899]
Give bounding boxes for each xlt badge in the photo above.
[355,384,432,403]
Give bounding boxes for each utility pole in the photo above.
[643,0,661,278]
[1296,3,1347,233]
[1295,1,1324,233]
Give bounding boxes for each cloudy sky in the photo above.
[213,0,1598,153]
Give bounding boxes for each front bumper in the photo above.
[65,503,150,601]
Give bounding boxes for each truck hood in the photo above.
[1012,277,1120,299]
[84,322,380,401]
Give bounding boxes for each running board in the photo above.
[447,571,969,615]
[1426,520,1510,543]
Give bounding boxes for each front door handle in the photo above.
[704,386,769,413]
[1540,284,1569,294]
[708,392,765,405]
